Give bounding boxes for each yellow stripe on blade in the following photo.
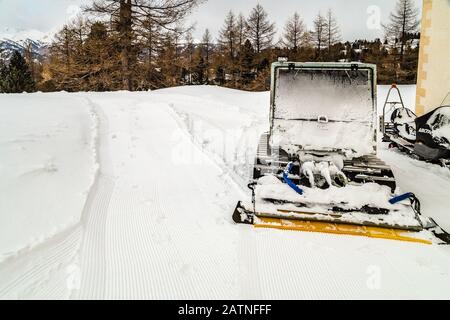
[254,218,432,245]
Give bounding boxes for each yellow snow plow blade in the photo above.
[255,217,432,245]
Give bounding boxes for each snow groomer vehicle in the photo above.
[233,61,449,245]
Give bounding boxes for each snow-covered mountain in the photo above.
[0,29,52,61]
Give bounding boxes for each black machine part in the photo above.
[391,107,416,124]
[232,189,450,244]
[414,106,450,161]
[390,107,417,142]
[253,133,397,193]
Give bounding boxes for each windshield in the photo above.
[274,68,373,121]
[271,66,376,156]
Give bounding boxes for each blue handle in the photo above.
[389,192,414,205]
[283,162,304,195]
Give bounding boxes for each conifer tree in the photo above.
[1,51,35,93]
[282,12,307,52]
[239,39,255,85]
[246,5,276,54]
[202,29,212,83]
[0,59,7,92]
[192,47,206,84]
[324,9,341,57]
[218,11,238,60]
[157,33,179,87]
[312,12,327,59]
[236,13,247,51]
[87,0,200,90]
[384,0,420,63]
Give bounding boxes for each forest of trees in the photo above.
[0,0,421,93]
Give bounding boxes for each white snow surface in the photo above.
[0,94,98,260]
[0,85,450,299]
[0,28,54,44]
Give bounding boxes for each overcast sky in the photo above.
[0,0,422,41]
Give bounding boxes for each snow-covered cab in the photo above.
[269,62,377,158]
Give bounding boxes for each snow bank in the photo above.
[0,93,98,260]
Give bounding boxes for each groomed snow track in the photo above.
[0,87,450,299]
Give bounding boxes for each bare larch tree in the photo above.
[246,4,276,54]
[201,28,212,81]
[384,0,420,62]
[282,12,307,52]
[218,10,238,60]
[312,12,327,59]
[324,9,341,56]
[236,13,247,52]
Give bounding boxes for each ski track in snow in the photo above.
[0,86,450,299]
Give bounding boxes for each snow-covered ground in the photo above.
[0,85,449,299]
[0,94,98,260]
